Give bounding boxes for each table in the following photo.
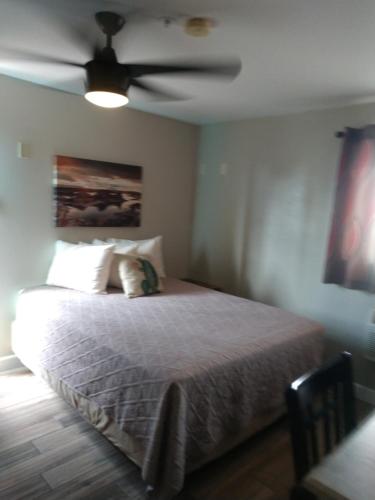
[303,410,375,500]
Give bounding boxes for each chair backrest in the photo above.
[286,352,357,482]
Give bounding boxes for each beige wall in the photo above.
[192,103,375,388]
[0,75,198,356]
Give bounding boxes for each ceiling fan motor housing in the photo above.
[85,60,130,96]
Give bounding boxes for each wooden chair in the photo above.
[286,352,357,499]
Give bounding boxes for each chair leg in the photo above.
[290,484,317,500]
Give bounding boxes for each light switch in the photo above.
[17,142,31,159]
[220,163,228,176]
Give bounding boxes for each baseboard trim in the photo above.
[355,383,375,406]
[0,354,23,373]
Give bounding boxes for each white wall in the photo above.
[192,103,375,388]
[0,75,198,356]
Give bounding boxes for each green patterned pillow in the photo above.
[118,254,163,298]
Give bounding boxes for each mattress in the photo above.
[12,278,323,499]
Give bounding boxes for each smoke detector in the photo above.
[184,17,215,37]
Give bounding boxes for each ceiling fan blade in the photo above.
[125,58,241,79]
[129,78,189,101]
[57,22,96,59]
[0,47,85,68]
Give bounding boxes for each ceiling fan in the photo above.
[4,11,241,108]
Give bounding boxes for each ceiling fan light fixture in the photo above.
[84,90,129,108]
[84,59,129,108]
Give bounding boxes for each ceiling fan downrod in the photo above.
[95,11,126,49]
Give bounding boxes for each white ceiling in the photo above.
[2,0,375,124]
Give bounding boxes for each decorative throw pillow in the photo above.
[118,255,163,298]
[107,235,166,278]
[46,240,114,294]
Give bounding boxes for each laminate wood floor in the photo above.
[0,370,371,500]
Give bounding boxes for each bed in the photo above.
[12,278,323,499]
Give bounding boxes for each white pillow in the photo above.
[91,239,142,288]
[107,236,166,278]
[46,240,114,294]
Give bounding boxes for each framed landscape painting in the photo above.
[54,155,142,227]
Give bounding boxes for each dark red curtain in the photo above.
[324,125,375,292]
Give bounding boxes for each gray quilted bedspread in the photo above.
[14,278,323,498]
